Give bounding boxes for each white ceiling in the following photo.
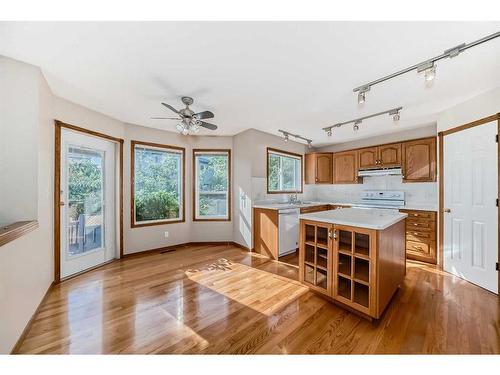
[1,21,500,146]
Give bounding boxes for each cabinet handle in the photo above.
[315,177,318,182]
[412,245,423,250]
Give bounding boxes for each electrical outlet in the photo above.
[164,231,169,238]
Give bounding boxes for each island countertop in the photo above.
[299,208,408,230]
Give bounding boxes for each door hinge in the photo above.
[496,134,498,143]
[496,262,499,271]
[497,198,498,207]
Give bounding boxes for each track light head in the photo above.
[393,113,400,122]
[327,129,332,137]
[424,65,436,82]
[284,133,289,142]
[307,141,312,149]
[357,91,365,104]
[353,121,361,132]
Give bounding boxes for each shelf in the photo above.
[353,282,369,308]
[305,241,316,247]
[305,244,315,263]
[353,278,369,286]
[338,253,352,277]
[304,264,314,284]
[316,268,328,290]
[305,261,315,268]
[354,252,370,261]
[337,275,351,300]
[316,264,327,272]
[305,224,315,243]
[354,232,370,257]
[339,244,352,253]
[338,272,351,279]
[316,242,329,250]
[354,257,369,283]
[317,248,328,269]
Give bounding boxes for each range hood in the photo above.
[357,167,402,177]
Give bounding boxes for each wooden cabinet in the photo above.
[333,150,358,184]
[358,143,402,169]
[253,208,279,259]
[400,209,437,264]
[300,205,330,214]
[358,147,378,169]
[378,143,402,167]
[305,153,333,184]
[299,219,406,319]
[300,221,333,296]
[402,137,436,182]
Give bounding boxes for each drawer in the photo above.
[406,230,434,242]
[401,210,436,221]
[300,205,330,214]
[406,220,436,231]
[406,240,432,256]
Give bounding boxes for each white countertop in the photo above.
[253,201,438,212]
[299,208,408,230]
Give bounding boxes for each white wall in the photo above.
[232,129,308,249]
[0,57,54,353]
[0,56,39,226]
[437,86,500,132]
[314,124,437,152]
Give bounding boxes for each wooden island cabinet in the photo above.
[299,209,407,319]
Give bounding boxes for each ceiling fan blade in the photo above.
[199,121,218,131]
[151,117,179,120]
[193,110,214,120]
[161,102,181,115]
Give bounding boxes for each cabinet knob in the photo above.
[443,208,451,213]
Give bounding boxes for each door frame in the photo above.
[54,120,124,283]
[438,113,500,293]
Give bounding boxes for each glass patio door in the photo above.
[60,129,116,278]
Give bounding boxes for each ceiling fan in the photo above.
[151,96,218,135]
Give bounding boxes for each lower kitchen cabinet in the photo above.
[254,205,332,260]
[299,219,406,319]
[399,209,437,264]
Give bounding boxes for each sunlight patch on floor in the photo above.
[186,258,309,316]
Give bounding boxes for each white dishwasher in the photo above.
[278,208,300,257]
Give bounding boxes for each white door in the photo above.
[443,120,498,293]
[60,129,116,278]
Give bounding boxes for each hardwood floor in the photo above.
[14,244,499,354]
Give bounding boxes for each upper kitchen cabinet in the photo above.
[333,150,358,184]
[358,147,378,169]
[378,142,402,167]
[305,153,333,184]
[402,137,437,182]
[358,143,402,169]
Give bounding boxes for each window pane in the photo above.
[267,150,302,192]
[195,153,229,219]
[67,146,104,256]
[134,146,182,223]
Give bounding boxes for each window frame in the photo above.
[192,149,232,222]
[131,140,186,228]
[266,147,304,194]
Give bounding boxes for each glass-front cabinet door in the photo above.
[299,220,333,296]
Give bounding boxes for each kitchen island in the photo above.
[299,208,407,319]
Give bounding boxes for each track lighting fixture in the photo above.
[389,108,401,122]
[278,130,313,148]
[322,106,403,136]
[352,31,500,103]
[357,86,369,104]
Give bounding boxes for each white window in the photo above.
[194,150,231,221]
[267,148,303,193]
[132,141,185,226]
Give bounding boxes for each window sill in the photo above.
[0,220,39,247]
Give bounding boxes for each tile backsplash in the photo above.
[252,175,437,205]
[313,175,437,204]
